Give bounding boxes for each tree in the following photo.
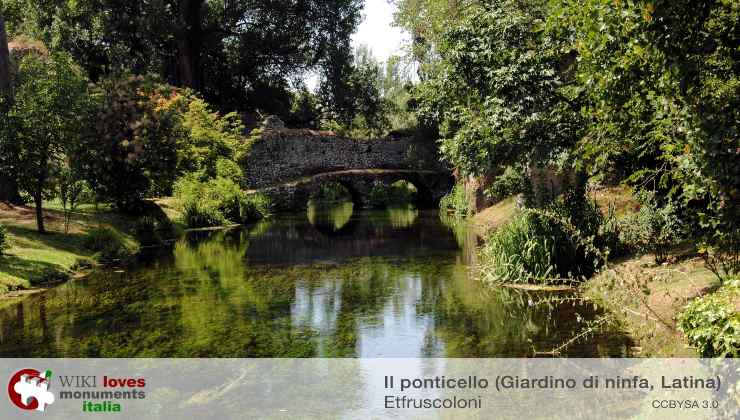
[73,75,185,213]
[4,0,363,115]
[0,7,22,204]
[0,8,9,92]
[418,0,583,176]
[1,52,91,232]
[319,45,394,137]
[392,0,479,79]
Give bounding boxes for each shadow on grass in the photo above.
[0,255,68,291]
[6,225,90,255]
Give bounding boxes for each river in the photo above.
[0,203,632,357]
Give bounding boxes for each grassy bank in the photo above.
[468,188,734,356]
[583,253,720,356]
[0,201,141,297]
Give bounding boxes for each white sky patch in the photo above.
[353,0,409,63]
[304,1,409,91]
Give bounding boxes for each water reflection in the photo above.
[0,203,632,357]
[307,201,354,233]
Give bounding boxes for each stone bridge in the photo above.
[241,129,453,211]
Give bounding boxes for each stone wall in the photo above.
[240,129,444,188]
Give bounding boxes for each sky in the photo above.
[305,1,409,90]
[352,0,409,63]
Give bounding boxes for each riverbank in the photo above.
[0,202,140,301]
[468,188,730,357]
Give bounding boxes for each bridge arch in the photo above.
[241,128,454,212]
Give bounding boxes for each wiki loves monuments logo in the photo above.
[7,368,149,413]
[7,368,55,412]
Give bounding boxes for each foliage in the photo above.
[309,183,352,205]
[366,181,417,209]
[82,227,136,263]
[286,88,322,130]
[178,97,245,179]
[380,55,417,132]
[392,0,480,78]
[73,75,185,212]
[548,0,739,266]
[0,51,91,232]
[487,166,526,203]
[57,164,88,234]
[416,0,583,176]
[319,45,394,137]
[174,175,270,228]
[439,183,470,217]
[618,192,686,264]
[678,279,740,357]
[479,193,611,284]
[4,0,363,115]
[0,224,7,256]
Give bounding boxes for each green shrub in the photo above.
[175,175,271,228]
[439,183,470,217]
[0,224,8,256]
[182,201,226,228]
[678,279,739,357]
[479,194,612,284]
[479,211,559,283]
[74,75,186,212]
[241,193,272,221]
[487,166,525,202]
[310,183,352,204]
[367,181,417,208]
[83,228,136,263]
[619,193,685,264]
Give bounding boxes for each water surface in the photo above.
[0,203,631,357]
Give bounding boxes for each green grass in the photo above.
[0,202,140,295]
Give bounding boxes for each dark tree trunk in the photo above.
[33,190,45,234]
[0,178,21,204]
[176,0,204,90]
[0,9,10,92]
[0,9,21,204]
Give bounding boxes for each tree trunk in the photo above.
[176,0,204,90]
[34,191,45,233]
[0,9,10,92]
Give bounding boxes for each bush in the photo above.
[678,279,740,357]
[619,193,685,264]
[0,224,8,256]
[83,228,136,263]
[175,175,271,228]
[367,181,417,208]
[479,194,612,284]
[241,193,272,221]
[439,183,470,217]
[182,201,227,228]
[309,183,352,204]
[487,166,525,202]
[73,75,186,212]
